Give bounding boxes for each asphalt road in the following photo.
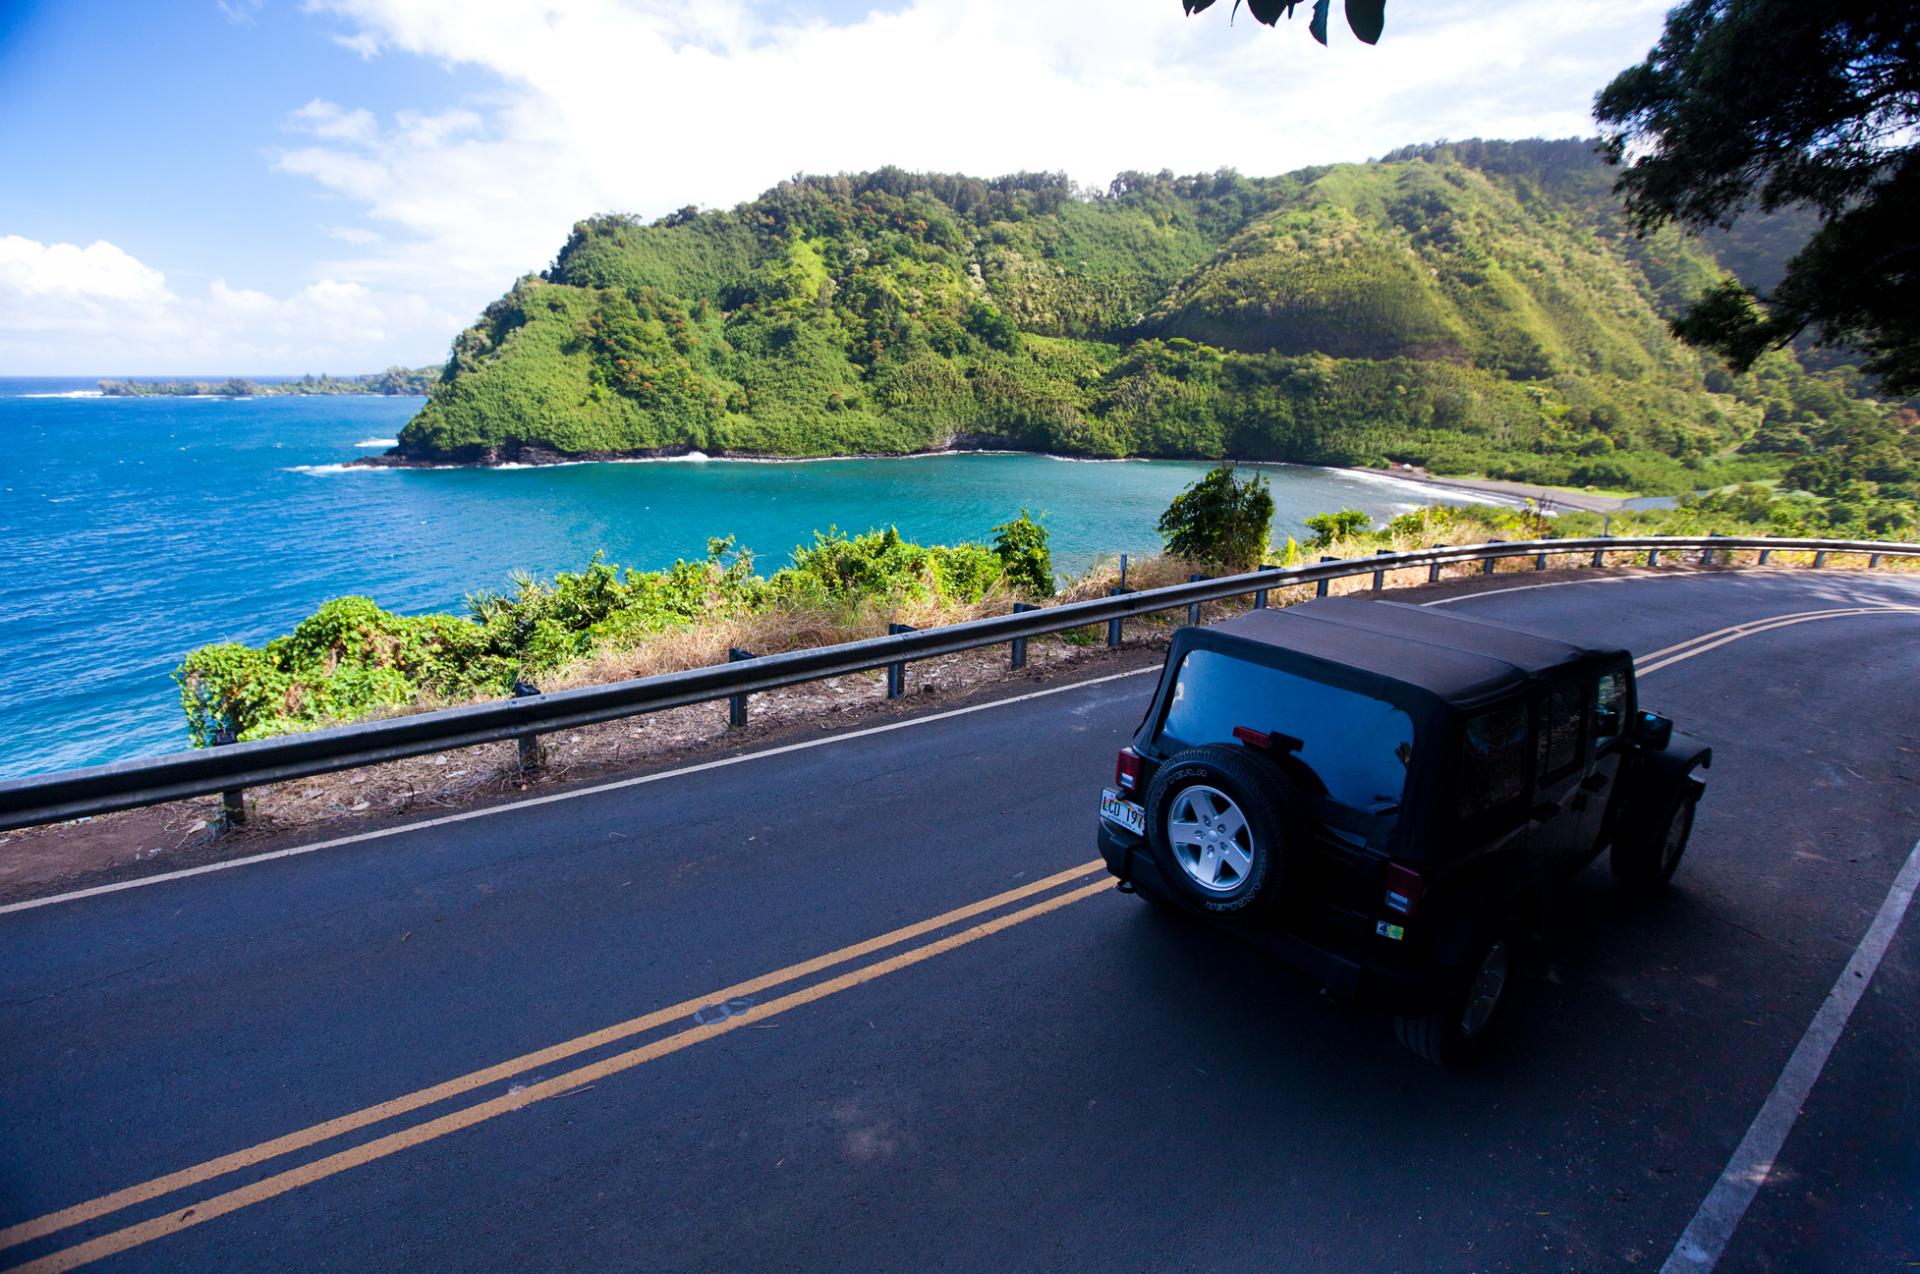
[3,569,1918,1273]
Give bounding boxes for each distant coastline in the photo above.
[99,366,438,398]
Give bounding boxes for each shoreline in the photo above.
[350,441,1548,509]
[1328,466,1636,513]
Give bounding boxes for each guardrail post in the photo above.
[1813,550,1829,569]
[1372,550,1392,591]
[1706,532,1727,567]
[1758,548,1772,565]
[1316,557,1337,598]
[1870,552,1883,569]
[1483,541,1503,575]
[1254,565,1278,609]
[1010,602,1037,668]
[1187,574,1210,625]
[1647,547,1661,567]
[212,727,246,829]
[1592,539,1610,568]
[1427,546,1449,583]
[1107,588,1125,648]
[1118,554,1129,590]
[1535,549,1549,571]
[511,679,545,773]
[886,623,913,697]
[727,648,754,728]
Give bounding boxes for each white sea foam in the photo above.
[16,390,104,399]
[286,463,398,475]
[354,438,399,448]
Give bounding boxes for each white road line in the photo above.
[0,666,1158,918]
[1662,835,1920,1273]
[1420,571,1706,605]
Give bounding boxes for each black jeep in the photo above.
[1097,596,1710,1066]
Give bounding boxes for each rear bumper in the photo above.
[1097,820,1445,1016]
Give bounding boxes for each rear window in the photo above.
[1157,649,1414,812]
[1460,703,1530,817]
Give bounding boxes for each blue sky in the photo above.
[0,0,1675,374]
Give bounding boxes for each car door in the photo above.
[1528,675,1590,874]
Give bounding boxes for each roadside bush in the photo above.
[175,522,1022,743]
[1157,465,1275,570]
[1304,507,1373,548]
[992,510,1055,596]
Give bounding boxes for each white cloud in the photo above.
[0,236,173,304]
[288,98,381,145]
[10,0,1678,370]
[284,0,1672,305]
[0,236,458,373]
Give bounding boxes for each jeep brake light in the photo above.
[1232,726,1271,750]
[1383,863,1425,917]
[1115,748,1143,792]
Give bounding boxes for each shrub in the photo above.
[1304,508,1374,548]
[992,510,1055,596]
[1157,466,1275,570]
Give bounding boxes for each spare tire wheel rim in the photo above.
[1460,939,1510,1039]
[1167,785,1255,894]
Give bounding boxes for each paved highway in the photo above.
[3,569,1917,1272]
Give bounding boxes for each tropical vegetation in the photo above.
[1597,0,1919,396]
[391,141,1915,518]
[100,367,439,397]
[176,523,1046,746]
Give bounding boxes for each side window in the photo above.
[1536,680,1585,779]
[1594,669,1627,747]
[1460,702,1530,817]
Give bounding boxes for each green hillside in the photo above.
[393,141,1917,504]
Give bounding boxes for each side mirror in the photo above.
[1633,710,1673,750]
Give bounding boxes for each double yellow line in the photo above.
[1633,606,1920,677]
[2,862,1112,1273]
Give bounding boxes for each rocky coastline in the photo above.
[350,433,1036,469]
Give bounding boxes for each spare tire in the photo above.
[1144,744,1299,915]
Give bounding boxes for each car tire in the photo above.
[1611,780,1701,893]
[1394,930,1519,1068]
[1142,744,1295,916]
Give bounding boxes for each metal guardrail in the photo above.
[2,535,1916,831]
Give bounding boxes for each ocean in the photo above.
[0,377,1491,778]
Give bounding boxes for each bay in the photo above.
[0,377,1492,778]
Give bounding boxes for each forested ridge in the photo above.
[392,139,1916,519]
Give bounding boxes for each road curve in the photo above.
[2,569,1917,1273]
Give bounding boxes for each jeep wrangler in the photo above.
[1097,596,1710,1066]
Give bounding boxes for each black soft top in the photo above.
[1203,597,1626,714]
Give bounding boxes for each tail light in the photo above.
[1383,862,1425,917]
[1114,747,1143,792]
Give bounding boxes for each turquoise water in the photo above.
[0,378,1480,777]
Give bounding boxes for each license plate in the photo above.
[1100,788,1146,836]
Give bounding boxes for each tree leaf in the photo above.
[1345,0,1384,43]
[1246,0,1294,26]
[1308,0,1330,44]
[1181,0,1218,13]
